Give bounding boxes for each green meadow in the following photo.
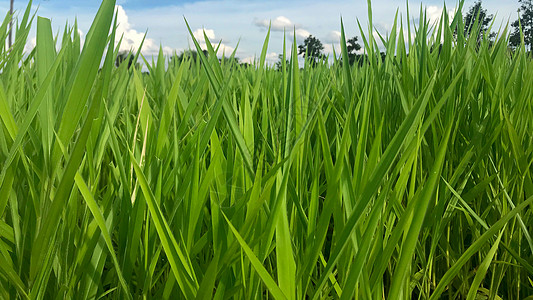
[0,0,532,299]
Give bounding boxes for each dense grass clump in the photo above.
[0,0,532,299]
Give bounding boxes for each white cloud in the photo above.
[254,16,310,43]
[323,43,340,56]
[425,5,455,27]
[162,46,174,55]
[323,43,334,54]
[241,52,281,66]
[242,56,255,64]
[292,28,311,42]
[254,16,296,31]
[78,29,85,48]
[115,5,145,51]
[15,0,516,66]
[24,37,36,53]
[193,28,215,41]
[325,30,341,43]
[426,6,443,25]
[266,52,279,64]
[114,5,173,56]
[190,28,235,56]
[372,31,385,48]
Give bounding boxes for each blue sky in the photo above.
[2,0,521,64]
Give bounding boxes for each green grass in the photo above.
[0,0,532,299]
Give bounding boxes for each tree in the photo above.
[172,49,208,65]
[346,36,362,65]
[115,51,139,69]
[463,1,496,43]
[510,0,533,50]
[219,56,240,68]
[298,35,324,66]
[275,54,289,70]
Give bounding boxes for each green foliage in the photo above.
[297,35,324,66]
[115,50,140,69]
[0,1,532,299]
[171,49,209,65]
[275,53,290,70]
[346,36,362,65]
[510,0,533,49]
[463,1,496,43]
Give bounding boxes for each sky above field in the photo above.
[2,0,521,64]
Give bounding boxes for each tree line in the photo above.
[291,0,533,68]
[462,0,532,49]
[113,0,533,69]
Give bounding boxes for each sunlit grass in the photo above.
[0,0,532,299]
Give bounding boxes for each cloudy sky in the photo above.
[1,0,521,64]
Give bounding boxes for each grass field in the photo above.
[0,0,532,299]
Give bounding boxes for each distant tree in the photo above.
[115,51,138,69]
[510,0,533,50]
[173,49,209,64]
[219,56,240,67]
[298,35,324,66]
[380,51,387,62]
[275,54,290,70]
[348,52,386,67]
[463,1,496,43]
[346,36,362,65]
